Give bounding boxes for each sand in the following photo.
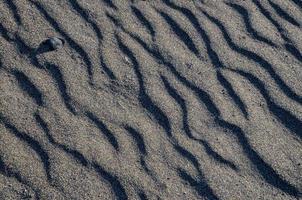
[0,0,301,199]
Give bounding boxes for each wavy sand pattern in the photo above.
[0,0,301,199]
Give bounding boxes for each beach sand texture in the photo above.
[0,0,302,199]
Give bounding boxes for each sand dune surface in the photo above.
[0,0,302,199]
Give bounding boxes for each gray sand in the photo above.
[0,0,301,199]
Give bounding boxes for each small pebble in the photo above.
[48,37,65,50]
